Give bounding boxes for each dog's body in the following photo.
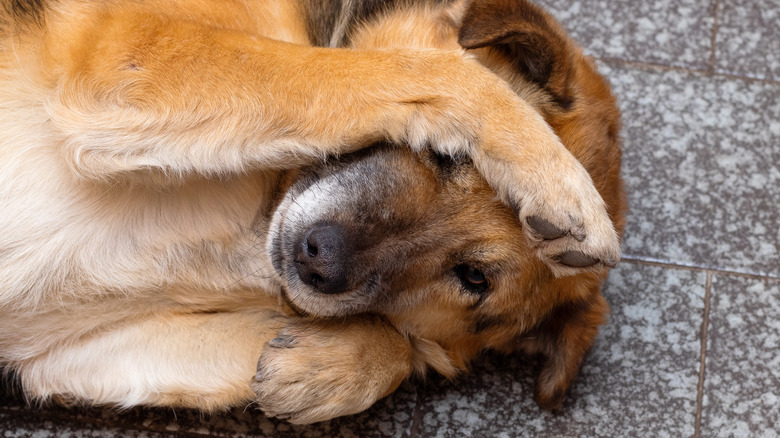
[0,0,625,423]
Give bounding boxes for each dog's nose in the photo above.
[293,224,349,295]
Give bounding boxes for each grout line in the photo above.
[407,385,423,438]
[694,271,713,438]
[619,256,780,281]
[594,56,780,86]
[708,0,721,73]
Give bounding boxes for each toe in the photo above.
[526,216,567,240]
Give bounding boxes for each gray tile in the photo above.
[0,381,417,437]
[0,410,170,438]
[140,381,417,437]
[415,263,705,437]
[598,60,780,276]
[538,0,716,69]
[702,274,780,438]
[715,0,780,81]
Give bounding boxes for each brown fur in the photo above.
[0,0,624,424]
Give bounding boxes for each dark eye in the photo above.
[455,264,491,294]
[432,151,458,170]
[427,150,470,178]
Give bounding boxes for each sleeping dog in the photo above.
[0,0,625,424]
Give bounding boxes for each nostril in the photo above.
[306,241,318,257]
[309,273,323,285]
[304,225,342,258]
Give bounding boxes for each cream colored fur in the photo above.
[0,0,619,423]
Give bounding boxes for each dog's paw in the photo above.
[520,170,620,277]
[251,316,412,424]
[426,63,620,277]
[473,143,620,277]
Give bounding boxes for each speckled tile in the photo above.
[538,0,716,69]
[415,263,705,437]
[138,380,417,437]
[701,274,780,438]
[0,410,171,438]
[597,60,780,276]
[715,0,780,81]
[0,380,417,437]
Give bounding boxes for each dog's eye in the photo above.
[432,151,458,171]
[428,150,470,177]
[455,264,490,294]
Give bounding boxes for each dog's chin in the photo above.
[280,278,378,317]
[264,169,319,280]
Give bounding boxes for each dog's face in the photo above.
[266,143,596,359]
[268,144,530,318]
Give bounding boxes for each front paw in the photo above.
[473,143,620,277]
[251,317,412,424]
[519,164,621,277]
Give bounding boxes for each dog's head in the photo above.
[268,144,534,316]
[266,0,625,410]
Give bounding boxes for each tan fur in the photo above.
[0,0,625,424]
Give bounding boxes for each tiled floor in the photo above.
[2,0,779,436]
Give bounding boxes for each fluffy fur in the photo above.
[0,0,625,424]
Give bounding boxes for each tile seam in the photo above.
[407,386,423,438]
[619,257,780,281]
[693,271,713,438]
[595,56,780,86]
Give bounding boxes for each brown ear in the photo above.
[519,290,608,410]
[458,0,576,108]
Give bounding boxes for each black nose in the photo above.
[293,224,350,294]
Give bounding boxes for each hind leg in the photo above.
[17,309,411,423]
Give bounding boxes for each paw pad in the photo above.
[526,215,566,240]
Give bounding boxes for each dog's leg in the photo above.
[252,315,412,424]
[17,309,284,411]
[457,0,626,275]
[43,7,619,275]
[17,309,410,423]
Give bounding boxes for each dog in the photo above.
[0,0,625,424]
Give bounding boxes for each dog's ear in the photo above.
[458,0,576,108]
[520,290,608,410]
